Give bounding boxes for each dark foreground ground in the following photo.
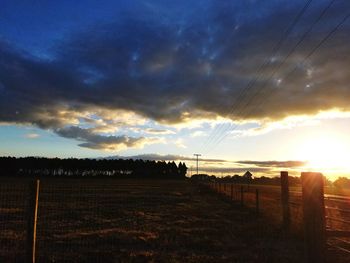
[1,179,305,262]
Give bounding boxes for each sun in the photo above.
[297,133,350,172]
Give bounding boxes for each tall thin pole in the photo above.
[193,154,201,176]
[281,171,290,231]
[27,179,40,263]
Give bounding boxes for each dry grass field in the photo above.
[1,178,305,262]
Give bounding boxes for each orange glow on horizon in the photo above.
[297,133,350,178]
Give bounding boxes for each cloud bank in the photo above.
[1,0,349,150]
[55,126,158,151]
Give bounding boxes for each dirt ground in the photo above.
[1,179,306,262]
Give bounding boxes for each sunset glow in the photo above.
[298,132,350,177]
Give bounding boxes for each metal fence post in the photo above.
[281,171,290,231]
[27,179,40,263]
[256,189,259,215]
[301,172,325,263]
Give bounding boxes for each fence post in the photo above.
[230,184,233,201]
[281,171,290,231]
[27,179,40,263]
[255,189,259,215]
[301,172,325,263]
[240,185,244,207]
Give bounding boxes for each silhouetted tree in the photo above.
[178,162,187,177]
[0,157,187,179]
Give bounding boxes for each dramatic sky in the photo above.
[1,0,350,179]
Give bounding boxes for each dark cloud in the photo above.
[1,0,350,149]
[145,128,175,135]
[102,153,227,163]
[237,160,306,168]
[199,166,270,175]
[55,126,155,151]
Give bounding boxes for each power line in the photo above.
[212,0,336,142]
[206,8,350,154]
[202,0,337,152]
[201,0,314,151]
[211,12,349,152]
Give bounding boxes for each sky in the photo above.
[1,0,350,179]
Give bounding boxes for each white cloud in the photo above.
[226,110,350,139]
[190,130,206,138]
[25,133,40,139]
[174,138,187,149]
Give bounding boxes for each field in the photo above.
[0,178,305,262]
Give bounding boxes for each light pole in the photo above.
[193,154,201,176]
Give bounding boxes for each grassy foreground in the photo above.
[1,179,304,262]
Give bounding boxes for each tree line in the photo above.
[0,157,187,179]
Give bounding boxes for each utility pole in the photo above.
[193,154,201,176]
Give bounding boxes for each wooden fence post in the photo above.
[281,171,290,231]
[27,179,40,263]
[301,172,325,263]
[240,186,244,207]
[230,184,233,201]
[255,189,259,215]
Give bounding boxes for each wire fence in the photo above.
[207,172,350,262]
[325,194,350,255]
[1,178,191,262]
[2,174,350,262]
[0,178,113,262]
[0,179,29,262]
[207,182,303,233]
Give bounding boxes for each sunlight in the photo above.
[298,133,350,172]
